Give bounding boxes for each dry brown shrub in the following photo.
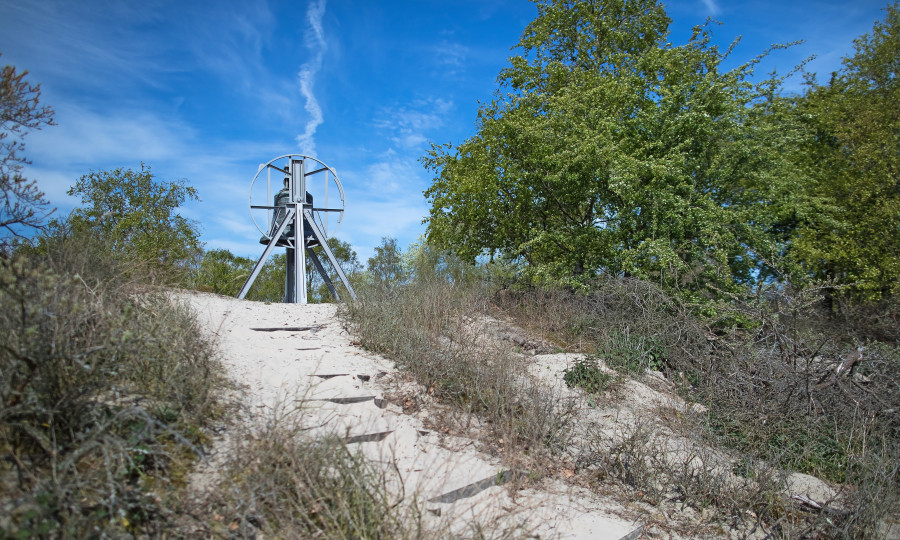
[494,277,708,376]
[198,403,414,538]
[0,249,224,537]
[501,277,899,537]
[341,277,575,467]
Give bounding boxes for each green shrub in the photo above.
[0,250,224,537]
[563,355,612,395]
[601,329,666,375]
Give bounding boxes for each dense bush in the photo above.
[501,278,900,537]
[0,244,224,537]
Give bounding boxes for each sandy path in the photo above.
[182,291,641,539]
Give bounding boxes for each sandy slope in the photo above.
[181,291,643,539]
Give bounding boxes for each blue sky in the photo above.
[0,0,891,262]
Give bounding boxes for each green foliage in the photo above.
[193,250,284,303]
[0,57,55,251]
[601,329,666,375]
[403,235,494,287]
[366,236,406,290]
[0,249,224,537]
[786,3,900,300]
[423,0,797,298]
[246,253,287,302]
[563,355,612,395]
[193,248,254,296]
[193,237,360,303]
[64,164,201,284]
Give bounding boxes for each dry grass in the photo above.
[193,399,535,539]
[493,279,709,376]
[345,268,898,537]
[340,275,575,469]
[196,402,416,539]
[0,237,225,537]
[503,279,900,538]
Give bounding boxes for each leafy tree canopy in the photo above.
[788,3,900,300]
[423,0,800,299]
[65,164,201,280]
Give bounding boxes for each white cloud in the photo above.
[433,40,470,77]
[373,98,453,150]
[340,196,429,262]
[16,95,296,256]
[26,105,191,166]
[701,0,720,16]
[362,159,426,194]
[296,0,328,156]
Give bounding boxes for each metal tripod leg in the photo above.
[306,247,340,302]
[303,208,358,301]
[237,207,296,300]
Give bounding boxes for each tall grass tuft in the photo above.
[202,403,417,538]
[341,247,573,464]
[0,230,225,537]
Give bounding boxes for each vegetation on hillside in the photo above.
[1,230,226,536]
[423,0,900,303]
[343,2,900,535]
[2,0,898,537]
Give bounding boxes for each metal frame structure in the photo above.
[237,154,357,303]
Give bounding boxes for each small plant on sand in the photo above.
[563,355,612,395]
[602,329,666,375]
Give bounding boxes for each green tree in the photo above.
[201,238,360,303]
[0,57,55,251]
[422,0,798,298]
[366,237,405,290]
[788,3,900,300]
[66,164,202,281]
[193,248,254,296]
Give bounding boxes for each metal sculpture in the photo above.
[237,154,357,303]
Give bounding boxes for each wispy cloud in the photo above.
[373,98,453,150]
[364,158,425,193]
[701,0,720,16]
[433,40,470,78]
[296,0,328,156]
[343,195,430,261]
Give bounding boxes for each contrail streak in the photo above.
[297,0,326,156]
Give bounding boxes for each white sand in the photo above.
[181,291,642,539]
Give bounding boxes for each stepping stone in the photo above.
[345,430,393,444]
[427,470,521,504]
[250,325,322,332]
[308,396,376,404]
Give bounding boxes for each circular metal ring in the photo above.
[249,154,346,247]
